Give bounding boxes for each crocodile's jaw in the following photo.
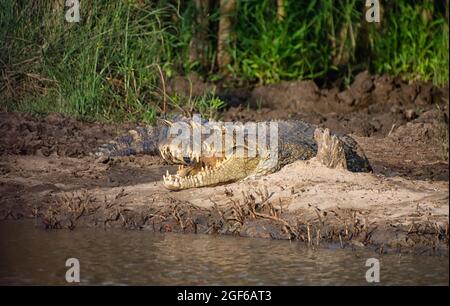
[162,156,260,190]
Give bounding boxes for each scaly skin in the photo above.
[96,116,372,190]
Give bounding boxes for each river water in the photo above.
[0,221,448,285]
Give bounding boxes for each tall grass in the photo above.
[233,0,448,86]
[370,1,449,85]
[0,0,448,123]
[0,0,190,123]
[233,0,330,84]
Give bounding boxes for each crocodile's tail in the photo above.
[95,126,159,157]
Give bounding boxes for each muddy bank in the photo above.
[0,154,448,255]
[0,73,449,255]
[0,112,139,157]
[171,71,449,136]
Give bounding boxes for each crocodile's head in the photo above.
[157,116,263,190]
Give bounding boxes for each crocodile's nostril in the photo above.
[183,157,191,164]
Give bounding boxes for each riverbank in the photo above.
[0,152,448,255]
[0,74,448,255]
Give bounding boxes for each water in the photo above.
[0,221,448,285]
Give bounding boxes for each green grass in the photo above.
[370,1,449,85]
[169,89,226,120]
[232,0,448,86]
[233,0,362,84]
[233,0,330,84]
[0,0,448,123]
[0,0,190,123]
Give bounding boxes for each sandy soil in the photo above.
[0,72,448,254]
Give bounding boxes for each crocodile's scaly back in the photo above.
[277,120,318,165]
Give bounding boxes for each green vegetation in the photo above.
[234,0,345,83]
[233,0,449,85]
[370,1,449,86]
[0,0,448,123]
[1,1,181,123]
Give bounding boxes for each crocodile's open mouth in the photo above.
[162,156,227,190]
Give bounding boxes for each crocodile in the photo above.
[96,115,372,190]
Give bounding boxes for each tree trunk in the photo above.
[354,1,385,65]
[189,0,211,68]
[217,0,236,75]
[277,0,286,21]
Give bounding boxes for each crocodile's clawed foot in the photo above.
[241,174,261,181]
[314,128,347,170]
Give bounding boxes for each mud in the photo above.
[0,72,448,255]
[221,71,448,138]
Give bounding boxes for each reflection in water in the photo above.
[0,221,448,285]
